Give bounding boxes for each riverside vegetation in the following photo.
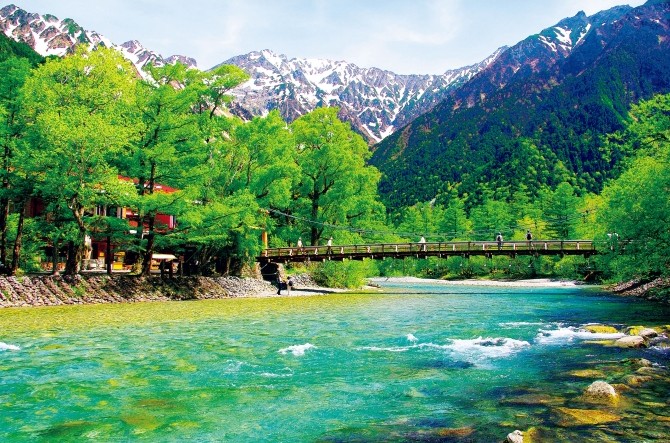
[0,33,669,301]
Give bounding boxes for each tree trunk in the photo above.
[1,142,10,268]
[9,201,25,276]
[65,205,87,275]
[106,235,112,275]
[140,214,156,276]
[64,240,78,275]
[140,162,158,276]
[0,196,9,268]
[52,238,60,275]
[310,193,319,246]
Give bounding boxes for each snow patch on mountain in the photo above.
[220,48,505,143]
[0,4,196,75]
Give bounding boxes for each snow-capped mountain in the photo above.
[372,1,670,207]
[449,6,639,110]
[220,49,505,143]
[0,4,196,74]
[0,3,501,142]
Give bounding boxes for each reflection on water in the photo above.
[1,282,669,441]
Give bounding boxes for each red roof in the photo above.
[118,175,179,193]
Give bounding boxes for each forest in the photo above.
[0,37,668,296]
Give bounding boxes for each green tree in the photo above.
[182,65,273,274]
[597,93,670,282]
[0,57,32,273]
[225,111,297,208]
[543,182,580,239]
[438,197,471,240]
[599,156,669,281]
[20,47,138,274]
[120,62,203,275]
[290,108,383,246]
[469,199,514,241]
[396,202,443,241]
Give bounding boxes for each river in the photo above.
[1,280,669,441]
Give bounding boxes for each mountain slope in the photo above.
[220,49,504,143]
[371,0,670,209]
[0,27,43,64]
[0,4,196,74]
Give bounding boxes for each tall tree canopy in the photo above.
[20,47,138,274]
[598,93,670,282]
[289,108,383,246]
[0,57,32,273]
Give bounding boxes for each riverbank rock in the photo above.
[638,328,659,339]
[614,335,647,348]
[623,358,653,368]
[609,277,670,303]
[287,273,317,287]
[583,324,619,334]
[650,335,670,349]
[621,374,653,386]
[436,427,473,437]
[583,381,619,405]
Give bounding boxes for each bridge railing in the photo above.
[260,240,596,261]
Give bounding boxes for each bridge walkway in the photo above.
[258,240,597,264]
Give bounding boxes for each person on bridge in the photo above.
[496,233,503,250]
[297,237,303,252]
[526,230,533,248]
[419,236,426,252]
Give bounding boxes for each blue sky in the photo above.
[16,0,647,73]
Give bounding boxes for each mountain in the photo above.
[220,49,504,144]
[0,4,196,74]
[0,3,502,143]
[371,0,670,209]
[0,26,42,64]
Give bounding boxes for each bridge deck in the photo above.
[258,240,597,264]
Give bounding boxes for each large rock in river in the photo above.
[614,335,647,348]
[505,430,524,443]
[638,328,659,339]
[584,380,619,404]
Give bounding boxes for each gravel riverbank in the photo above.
[2,274,666,309]
[0,274,342,308]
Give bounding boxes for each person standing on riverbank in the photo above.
[276,273,283,295]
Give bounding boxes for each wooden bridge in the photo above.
[257,240,598,264]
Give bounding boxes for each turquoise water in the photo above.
[1,281,669,441]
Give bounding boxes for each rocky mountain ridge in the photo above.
[3,1,663,151]
[0,4,196,74]
[220,48,505,143]
[0,2,504,143]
